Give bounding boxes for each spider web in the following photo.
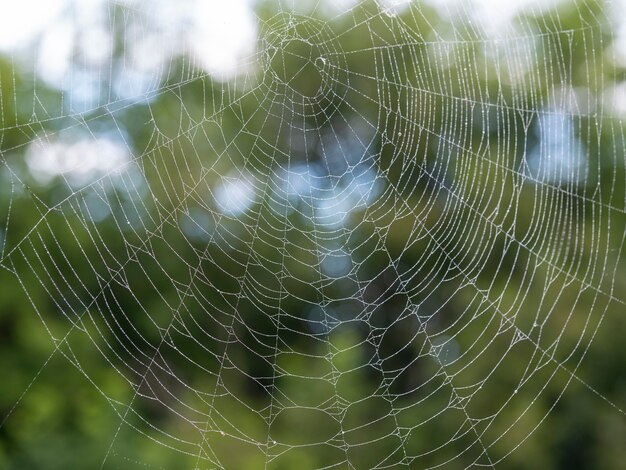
[1,0,625,468]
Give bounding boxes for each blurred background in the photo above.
[1,0,626,468]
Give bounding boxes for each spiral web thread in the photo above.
[1,0,625,468]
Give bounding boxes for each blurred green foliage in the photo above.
[0,0,625,468]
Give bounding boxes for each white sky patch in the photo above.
[612,0,626,68]
[0,0,67,51]
[313,192,354,229]
[271,154,382,228]
[346,167,383,207]
[424,0,565,35]
[3,0,625,90]
[78,26,113,68]
[377,0,413,16]
[526,112,587,185]
[320,0,360,16]
[605,82,626,117]
[1,0,257,96]
[215,174,258,216]
[26,134,130,186]
[180,208,213,241]
[471,0,563,32]
[321,249,352,277]
[37,20,75,87]
[189,0,258,81]
[83,192,111,223]
[280,164,325,198]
